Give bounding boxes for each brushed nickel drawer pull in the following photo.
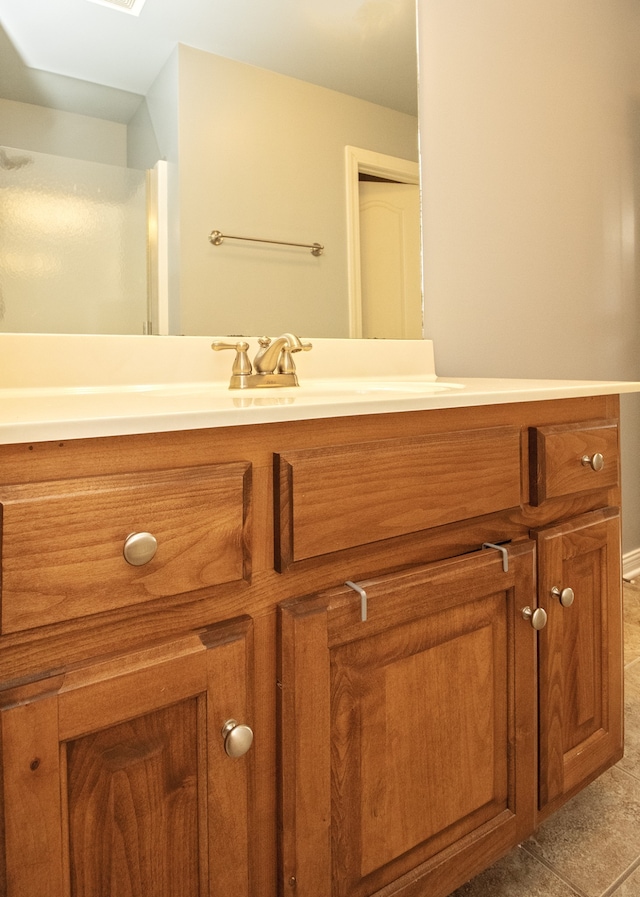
[345,580,368,622]
[221,719,254,758]
[482,542,509,572]
[522,606,548,630]
[123,532,158,566]
[551,585,575,607]
[581,452,604,471]
[551,586,576,607]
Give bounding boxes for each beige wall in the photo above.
[418,0,640,557]
[176,46,418,338]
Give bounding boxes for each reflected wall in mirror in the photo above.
[0,0,420,338]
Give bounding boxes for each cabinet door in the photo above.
[535,507,623,820]
[278,542,537,897]
[0,618,255,897]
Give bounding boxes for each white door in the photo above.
[359,181,422,339]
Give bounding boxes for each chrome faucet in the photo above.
[212,334,312,388]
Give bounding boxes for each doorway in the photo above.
[345,146,422,339]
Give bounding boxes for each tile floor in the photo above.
[450,579,640,897]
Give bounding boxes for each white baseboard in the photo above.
[623,547,640,581]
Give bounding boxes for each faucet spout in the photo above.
[253,333,311,374]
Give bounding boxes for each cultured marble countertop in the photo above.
[1,333,639,445]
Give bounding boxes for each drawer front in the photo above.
[274,427,521,570]
[0,462,251,633]
[529,420,618,505]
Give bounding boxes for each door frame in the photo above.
[147,159,170,335]
[345,146,421,338]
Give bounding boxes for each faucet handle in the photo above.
[278,344,311,374]
[278,346,296,374]
[277,336,312,374]
[211,340,253,384]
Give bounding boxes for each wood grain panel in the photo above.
[275,427,521,570]
[201,617,256,896]
[529,419,618,505]
[0,462,251,633]
[0,619,256,897]
[1,695,64,897]
[534,507,623,818]
[349,609,503,877]
[67,699,200,897]
[279,542,537,897]
[278,600,332,897]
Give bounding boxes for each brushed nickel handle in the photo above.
[211,340,252,374]
[123,531,158,566]
[551,585,575,607]
[221,719,254,758]
[581,452,604,471]
[522,606,548,630]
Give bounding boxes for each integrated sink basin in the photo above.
[227,378,467,406]
[300,380,466,396]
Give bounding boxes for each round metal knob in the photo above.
[123,532,158,566]
[522,606,548,630]
[551,585,575,607]
[581,452,604,471]
[221,719,254,758]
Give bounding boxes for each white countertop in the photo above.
[1,334,639,444]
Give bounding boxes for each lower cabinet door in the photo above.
[278,541,537,897]
[534,507,624,820]
[0,618,255,897]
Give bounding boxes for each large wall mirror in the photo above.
[0,0,420,338]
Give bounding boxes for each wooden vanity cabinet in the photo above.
[0,394,625,897]
[278,542,537,897]
[534,507,623,820]
[0,456,258,897]
[529,419,624,821]
[0,618,256,897]
[276,401,624,897]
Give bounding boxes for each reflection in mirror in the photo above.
[0,0,419,338]
[0,147,149,333]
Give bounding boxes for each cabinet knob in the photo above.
[551,585,575,607]
[581,452,604,471]
[123,532,158,566]
[522,606,548,630]
[221,719,254,758]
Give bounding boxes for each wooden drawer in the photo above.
[0,462,251,633]
[274,427,521,570]
[529,420,618,505]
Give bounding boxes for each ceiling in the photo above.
[0,0,418,123]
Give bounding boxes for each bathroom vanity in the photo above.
[0,335,636,897]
